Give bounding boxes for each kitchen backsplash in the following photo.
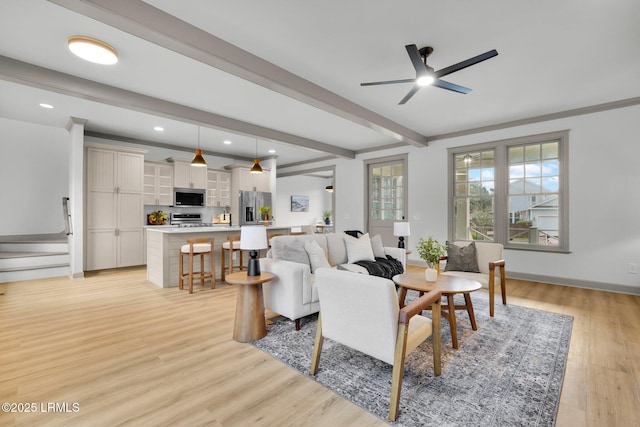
[144,205,228,224]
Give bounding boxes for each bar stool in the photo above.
[179,238,215,294]
[221,235,245,282]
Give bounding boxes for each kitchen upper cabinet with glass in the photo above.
[168,157,207,189]
[206,169,231,207]
[144,161,173,206]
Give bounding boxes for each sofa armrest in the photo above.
[259,258,314,310]
[384,246,406,270]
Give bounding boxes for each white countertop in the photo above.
[145,225,287,233]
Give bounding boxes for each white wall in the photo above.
[274,175,332,227]
[0,118,69,235]
[329,104,640,293]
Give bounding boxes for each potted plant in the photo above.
[147,210,168,225]
[322,210,331,225]
[416,236,446,281]
[258,206,272,224]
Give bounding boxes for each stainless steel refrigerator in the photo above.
[239,191,272,225]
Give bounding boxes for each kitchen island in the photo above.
[146,225,289,288]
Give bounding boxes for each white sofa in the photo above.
[260,233,406,330]
[439,240,506,316]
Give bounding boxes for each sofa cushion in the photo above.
[444,241,480,273]
[370,234,386,258]
[305,240,330,273]
[282,239,310,266]
[325,233,348,266]
[271,234,327,260]
[344,233,375,263]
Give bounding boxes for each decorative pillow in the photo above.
[305,240,330,273]
[282,239,310,267]
[344,233,375,264]
[370,234,386,258]
[444,241,480,273]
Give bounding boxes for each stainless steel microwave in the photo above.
[173,188,205,207]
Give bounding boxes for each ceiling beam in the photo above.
[47,0,428,147]
[0,55,355,159]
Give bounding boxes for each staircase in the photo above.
[0,232,70,283]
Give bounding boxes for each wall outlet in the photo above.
[628,263,638,274]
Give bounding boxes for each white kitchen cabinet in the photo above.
[169,157,207,189]
[144,161,173,205]
[86,144,146,270]
[206,169,231,207]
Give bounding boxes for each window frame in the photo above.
[448,130,570,253]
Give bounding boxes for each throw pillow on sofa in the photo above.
[370,234,386,258]
[444,241,480,273]
[282,239,310,267]
[344,233,375,264]
[305,240,330,272]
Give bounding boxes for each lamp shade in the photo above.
[393,222,411,237]
[240,226,268,250]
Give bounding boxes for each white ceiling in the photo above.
[1,0,639,167]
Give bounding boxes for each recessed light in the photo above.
[68,35,118,65]
[153,126,164,132]
[39,103,54,109]
[268,149,276,154]
[223,140,232,145]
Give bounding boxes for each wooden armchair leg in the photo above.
[432,302,442,376]
[500,266,507,305]
[310,313,324,375]
[389,323,409,421]
[488,270,496,317]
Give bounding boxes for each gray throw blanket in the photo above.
[354,255,404,280]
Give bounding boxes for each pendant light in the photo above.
[325,185,333,192]
[191,126,207,167]
[250,139,263,174]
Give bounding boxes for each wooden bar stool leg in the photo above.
[178,251,184,290]
[199,253,205,287]
[189,250,194,294]
[221,248,226,282]
[210,243,216,289]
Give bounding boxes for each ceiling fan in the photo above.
[360,44,498,105]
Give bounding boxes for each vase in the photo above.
[425,267,438,282]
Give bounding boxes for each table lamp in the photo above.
[240,226,268,276]
[393,222,411,249]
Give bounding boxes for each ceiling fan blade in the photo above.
[398,85,421,105]
[432,79,472,94]
[405,44,429,77]
[435,49,498,78]
[360,78,416,86]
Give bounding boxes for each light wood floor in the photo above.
[0,266,638,426]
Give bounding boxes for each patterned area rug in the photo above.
[253,290,573,426]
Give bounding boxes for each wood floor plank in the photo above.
[0,265,638,426]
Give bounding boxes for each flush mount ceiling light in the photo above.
[250,139,263,174]
[191,126,207,167]
[68,35,118,65]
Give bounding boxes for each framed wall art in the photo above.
[290,195,309,212]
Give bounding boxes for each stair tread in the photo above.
[0,232,67,244]
[0,263,69,272]
[0,251,68,259]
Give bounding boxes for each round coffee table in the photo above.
[392,272,482,349]
[225,271,275,343]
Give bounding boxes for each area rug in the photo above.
[253,290,573,426]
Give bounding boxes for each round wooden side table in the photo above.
[225,271,275,343]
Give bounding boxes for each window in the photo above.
[449,131,568,252]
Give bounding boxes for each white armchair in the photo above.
[310,268,441,421]
[439,240,506,316]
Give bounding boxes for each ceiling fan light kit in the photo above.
[360,44,498,104]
